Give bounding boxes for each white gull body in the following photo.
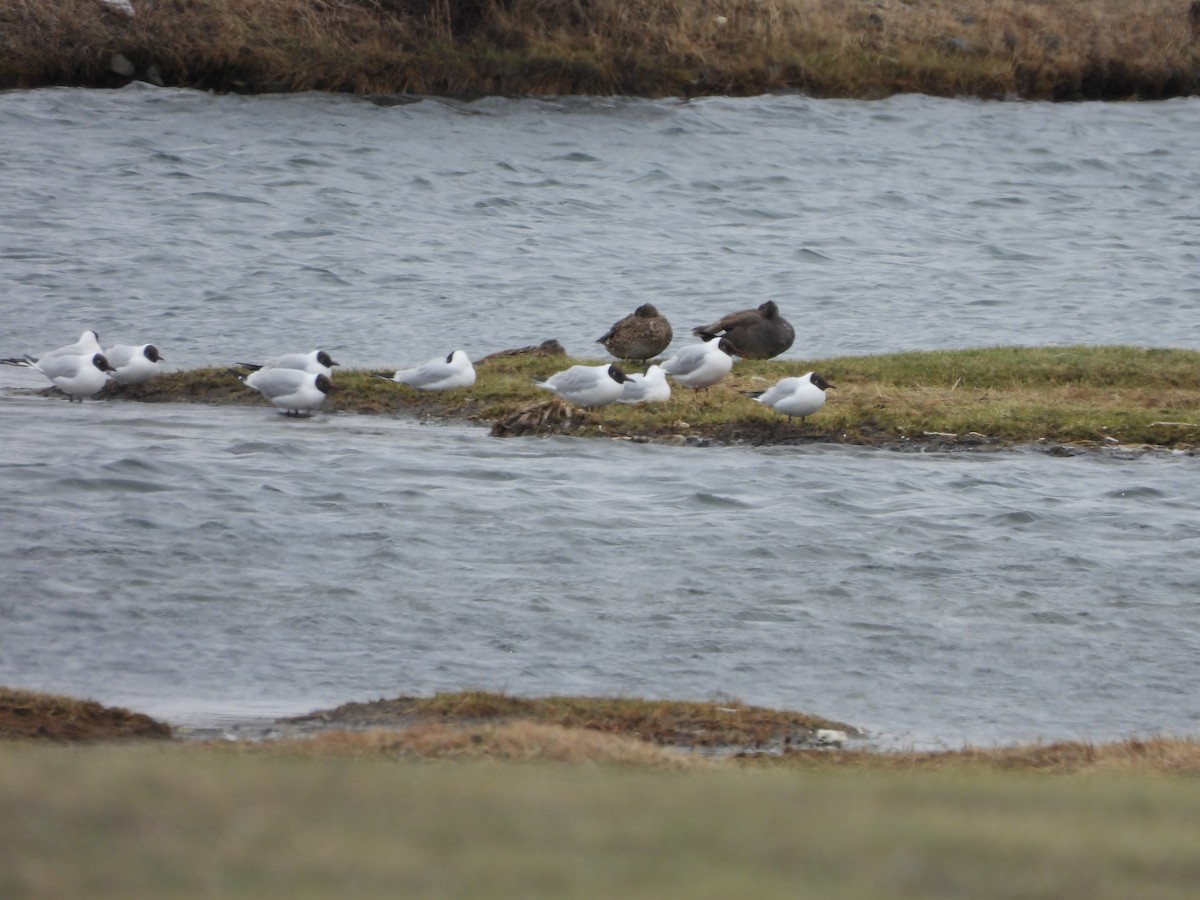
[381,350,476,391]
[747,371,833,420]
[104,343,164,385]
[619,364,671,404]
[239,349,339,380]
[659,338,736,391]
[27,352,115,401]
[534,363,630,408]
[243,368,332,415]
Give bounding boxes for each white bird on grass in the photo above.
[237,349,339,380]
[375,350,476,391]
[619,364,671,404]
[238,368,332,416]
[534,363,630,408]
[20,352,116,401]
[744,371,833,421]
[103,343,164,385]
[659,337,738,392]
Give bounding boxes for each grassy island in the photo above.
[4,0,1199,99]
[100,345,1200,452]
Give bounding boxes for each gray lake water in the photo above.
[2,86,1199,749]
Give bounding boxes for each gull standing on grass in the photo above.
[659,337,738,392]
[534,363,630,408]
[375,350,476,391]
[744,372,833,421]
[237,368,332,416]
[11,352,117,401]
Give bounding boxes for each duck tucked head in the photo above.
[634,303,661,318]
[716,337,740,358]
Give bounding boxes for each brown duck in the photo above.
[691,300,794,359]
[597,303,673,362]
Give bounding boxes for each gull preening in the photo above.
[692,300,794,360]
[375,350,476,391]
[103,343,164,385]
[597,303,673,362]
[660,337,738,392]
[534,363,630,408]
[619,364,671,404]
[238,368,332,416]
[237,349,339,380]
[745,372,833,421]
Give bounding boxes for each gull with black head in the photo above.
[534,363,630,408]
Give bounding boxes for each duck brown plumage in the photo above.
[691,300,794,360]
[597,303,674,362]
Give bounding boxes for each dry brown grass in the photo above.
[6,686,1200,778]
[286,690,860,749]
[1,0,1196,97]
[0,687,172,742]
[264,720,706,768]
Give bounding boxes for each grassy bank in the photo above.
[97,345,1200,451]
[3,0,1198,99]
[7,691,1200,897]
[5,687,1200,897]
[5,744,1200,899]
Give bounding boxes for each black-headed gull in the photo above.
[692,300,794,359]
[104,343,164,385]
[21,352,116,401]
[375,350,476,391]
[1,330,102,368]
[534,363,630,408]
[237,350,339,380]
[239,368,332,416]
[619,364,671,404]
[660,337,737,392]
[597,303,673,362]
[745,372,833,421]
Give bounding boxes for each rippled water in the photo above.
[2,87,1199,748]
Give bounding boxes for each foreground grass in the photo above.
[105,345,1200,451]
[4,743,1200,899]
[3,0,1198,99]
[6,688,1200,896]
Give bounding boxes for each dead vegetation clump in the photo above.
[0,0,1197,98]
[0,687,172,742]
[268,720,705,768]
